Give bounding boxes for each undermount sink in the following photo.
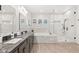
[4,38,23,44]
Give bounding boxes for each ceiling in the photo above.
[24,5,74,14]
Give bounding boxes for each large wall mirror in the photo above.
[0,5,16,36]
[0,5,29,36]
[19,12,27,32]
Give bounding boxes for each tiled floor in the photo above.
[31,43,79,53]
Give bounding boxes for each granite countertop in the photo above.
[0,31,33,53]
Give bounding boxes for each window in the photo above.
[38,19,42,24]
[44,19,47,24]
[33,19,36,24]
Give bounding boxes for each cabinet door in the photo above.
[19,41,26,53]
[10,48,19,53]
[32,35,34,45]
[29,36,33,52]
[25,39,29,53]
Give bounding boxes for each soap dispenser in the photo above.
[17,31,21,37]
[11,33,14,39]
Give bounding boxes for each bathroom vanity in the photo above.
[0,31,34,53]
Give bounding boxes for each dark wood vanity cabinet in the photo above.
[11,48,19,53]
[28,35,34,52]
[10,34,34,53]
[19,40,26,53]
[24,38,29,53]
